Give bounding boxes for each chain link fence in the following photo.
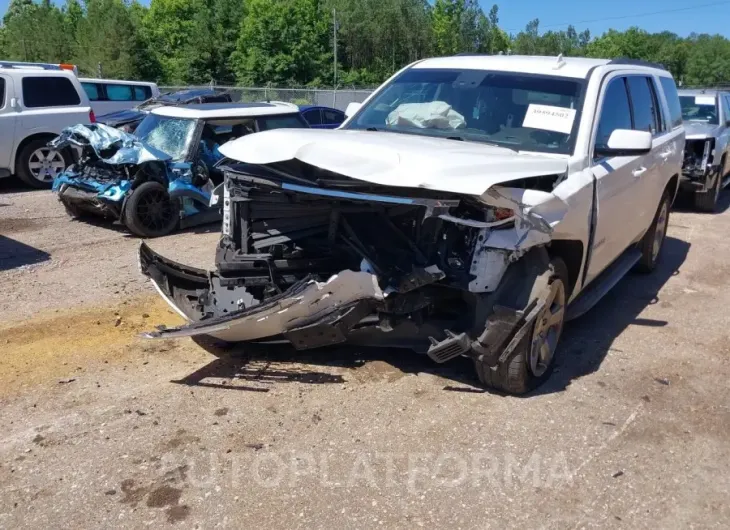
[159,85,375,112]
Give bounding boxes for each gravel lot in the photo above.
[1,183,729,529]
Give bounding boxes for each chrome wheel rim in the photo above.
[529,278,566,377]
[28,148,66,182]
[652,201,669,262]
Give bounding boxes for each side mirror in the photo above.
[595,129,652,157]
[345,102,362,118]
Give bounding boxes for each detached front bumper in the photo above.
[54,175,130,220]
[139,242,387,347]
[680,165,721,193]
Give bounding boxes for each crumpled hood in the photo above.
[684,121,723,140]
[219,129,568,196]
[50,123,171,165]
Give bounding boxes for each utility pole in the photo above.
[333,8,338,87]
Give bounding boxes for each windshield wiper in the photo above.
[365,127,380,131]
[446,135,464,141]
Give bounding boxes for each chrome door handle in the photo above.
[632,167,648,177]
[659,149,673,159]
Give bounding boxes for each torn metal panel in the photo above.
[49,123,170,165]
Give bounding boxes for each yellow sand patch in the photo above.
[0,295,185,393]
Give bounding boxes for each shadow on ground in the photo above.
[0,235,51,271]
[175,236,690,397]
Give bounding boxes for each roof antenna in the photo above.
[553,54,566,70]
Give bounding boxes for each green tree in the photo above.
[2,0,70,63]
[432,0,464,55]
[233,0,330,86]
[73,0,139,79]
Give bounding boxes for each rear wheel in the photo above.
[636,191,670,273]
[16,139,70,189]
[475,257,568,395]
[123,181,179,238]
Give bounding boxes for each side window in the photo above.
[22,77,81,108]
[322,109,345,125]
[646,77,665,134]
[0,77,5,108]
[723,96,730,125]
[626,76,657,135]
[134,86,151,101]
[595,77,632,152]
[82,82,101,101]
[105,84,134,101]
[659,77,682,129]
[303,109,322,125]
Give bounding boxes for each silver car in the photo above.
[678,89,730,211]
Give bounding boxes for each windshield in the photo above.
[680,95,718,124]
[346,68,584,154]
[134,114,197,161]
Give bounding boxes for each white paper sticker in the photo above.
[695,95,716,106]
[522,104,576,134]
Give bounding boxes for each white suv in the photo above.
[139,55,684,394]
[0,62,94,188]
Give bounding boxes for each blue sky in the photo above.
[1,0,729,38]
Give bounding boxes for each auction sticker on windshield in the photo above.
[695,95,716,106]
[522,104,576,135]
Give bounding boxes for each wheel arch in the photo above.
[12,132,65,173]
[547,239,584,300]
[666,173,680,206]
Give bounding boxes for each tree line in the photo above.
[1,0,729,88]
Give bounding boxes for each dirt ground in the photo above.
[1,182,729,529]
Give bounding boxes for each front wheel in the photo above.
[123,181,179,238]
[636,191,671,273]
[475,257,569,395]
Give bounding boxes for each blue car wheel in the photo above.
[124,181,179,238]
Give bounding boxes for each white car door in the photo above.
[0,73,17,171]
[585,74,648,285]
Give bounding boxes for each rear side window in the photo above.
[82,82,101,101]
[0,77,5,108]
[595,77,632,151]
[105,84,134,101]
[302,109,322,125]
[134,86,152,101]
[626,76,658,135]
[258,114,309,130]
[659,77,682,129]
[323,109,344,125]
[22,76,81,108]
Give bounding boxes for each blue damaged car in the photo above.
[51,102,310,237]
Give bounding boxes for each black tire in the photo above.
[16,138,71,189]
[123,181,179,238]
[636,191,671,273]
[693,167,722,213]
[475,257,569,395]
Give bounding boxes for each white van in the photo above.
[79,78,160,116]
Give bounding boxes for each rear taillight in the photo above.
[89,110,96,123]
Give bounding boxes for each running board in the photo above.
[566,248,641,321]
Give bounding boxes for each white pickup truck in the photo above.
[139,55,684,394]
[0,62,94,188]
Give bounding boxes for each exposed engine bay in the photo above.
[140,159,565,364]
[683,138,714,179]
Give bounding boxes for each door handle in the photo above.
[659,149,673,159]
[632,167,648,177]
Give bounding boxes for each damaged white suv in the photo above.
[139,55,684,394]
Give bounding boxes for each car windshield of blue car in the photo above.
[134,115,197,161]
[345,68,584,154]
[680,95,719,124]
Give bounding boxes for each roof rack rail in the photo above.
[608,58,667,71]
[0,61,78,74]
